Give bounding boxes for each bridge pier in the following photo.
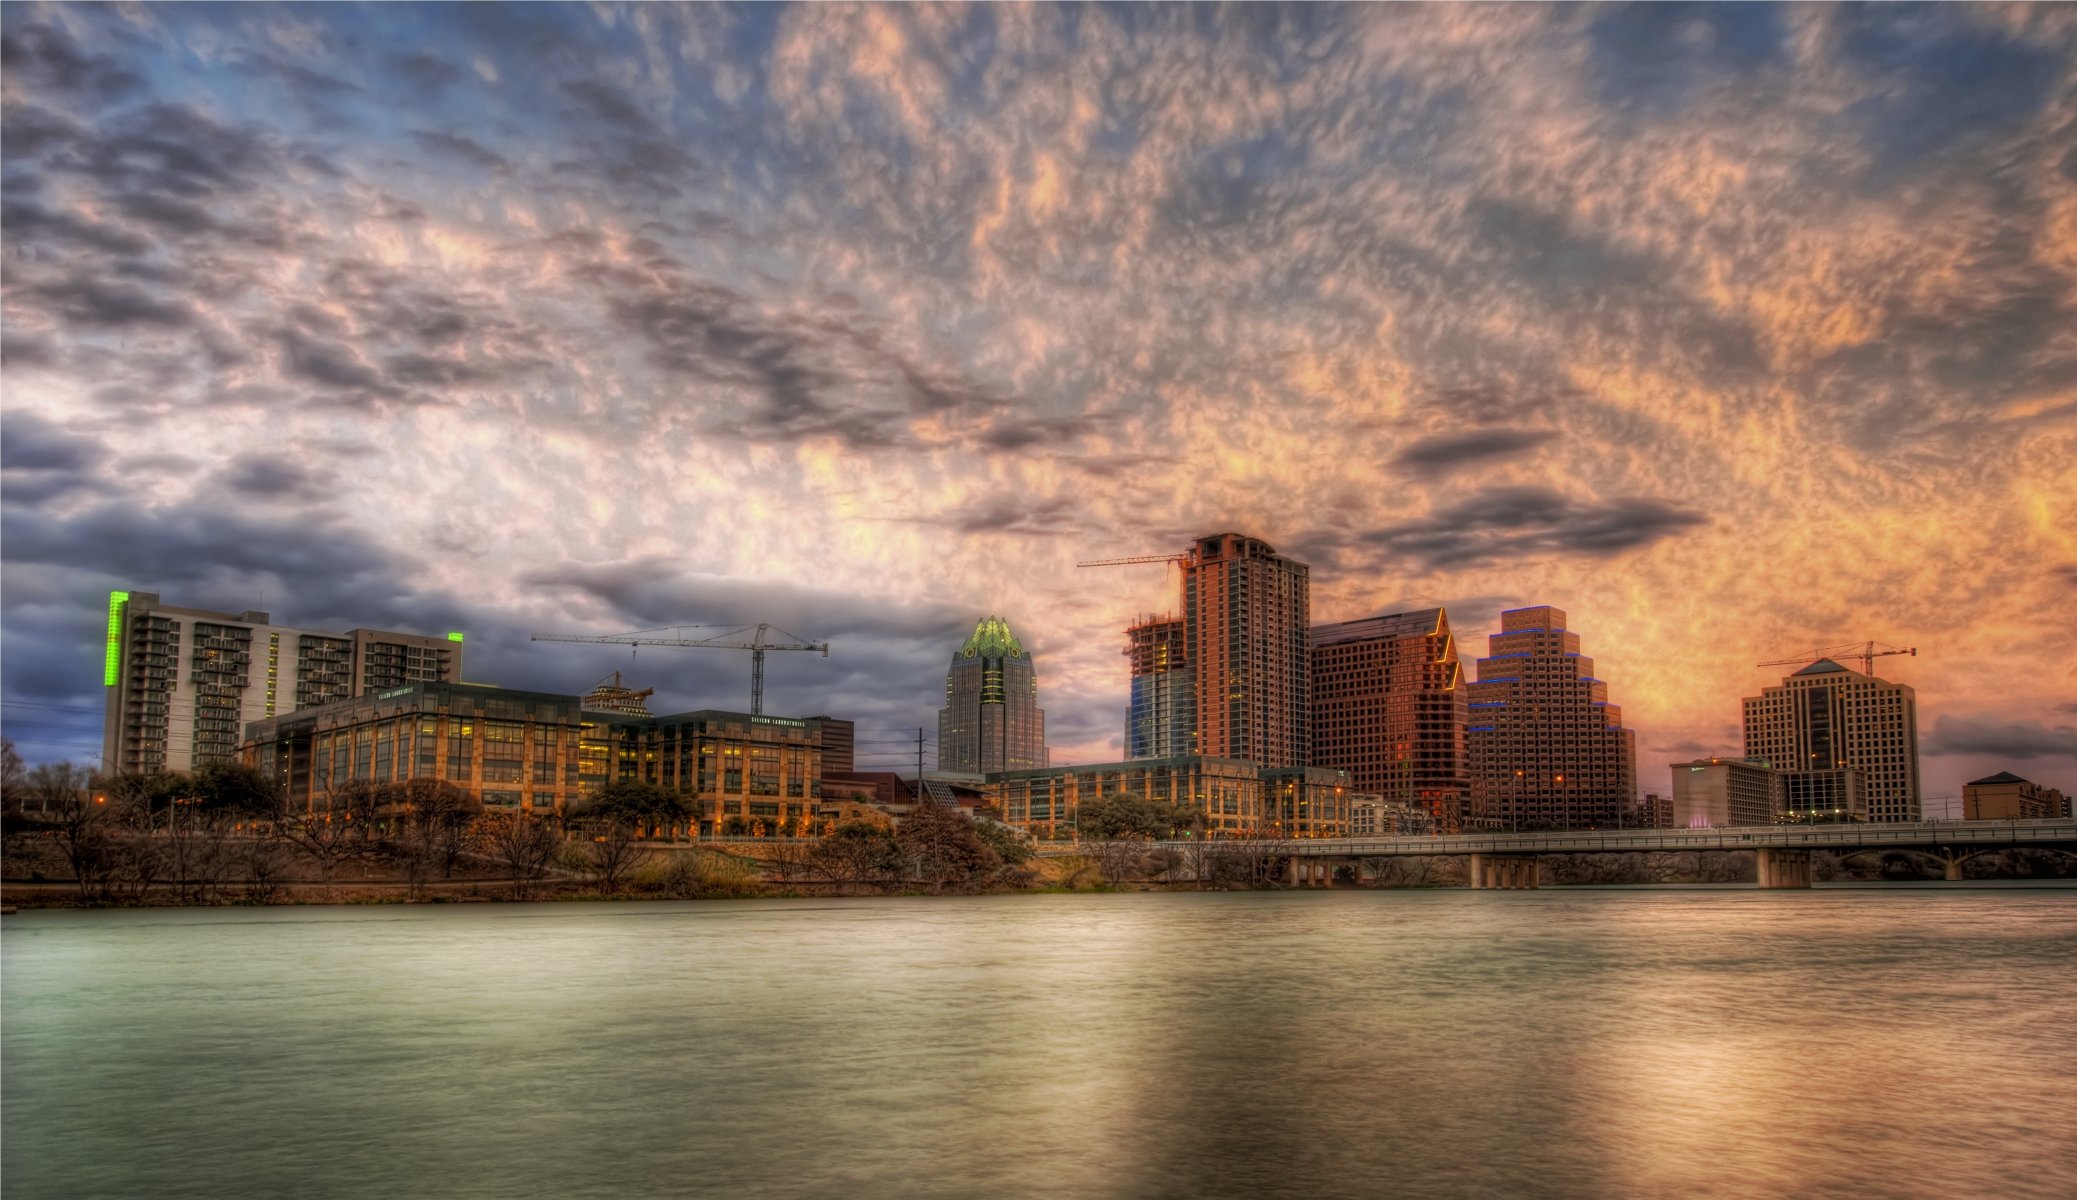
[1469,853,1539,890]
[1755,848,1813,889]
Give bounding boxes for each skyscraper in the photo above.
[1310,608,1468,830]
[1183,532,1311,769]
[1124,615,1192,759]
[1465,605,1638,830]
[1743,660,1920,823]
[938,615,1047,774]
[103,590,461,775]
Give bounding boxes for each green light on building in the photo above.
[104,591,129,686]
[447,631,464,643]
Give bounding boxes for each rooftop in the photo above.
[959,614,1026,659]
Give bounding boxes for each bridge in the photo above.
[1037,818,2077,889]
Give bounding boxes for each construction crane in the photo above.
[1759,640,1917,677]
[1076,553,1192,568]
[531,624,829,716]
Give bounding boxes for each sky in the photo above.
[2,2,2073,799]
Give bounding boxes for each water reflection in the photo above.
[5,891,2074,1199]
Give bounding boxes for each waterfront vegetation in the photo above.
[2,742,2070,908]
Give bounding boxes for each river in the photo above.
[5,888,2075,1198]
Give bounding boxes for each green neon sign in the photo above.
[104,591,129,685]
[447,631,464,643]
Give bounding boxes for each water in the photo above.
[5,890,2075,1199]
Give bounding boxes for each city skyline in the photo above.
[3,4,2075,803]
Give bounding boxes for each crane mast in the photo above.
[531,624,829,715]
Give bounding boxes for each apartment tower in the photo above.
[1124,615,1192,759]
[103,590,461,775]
[1183,533,1311,769]
[938,615,1047,774]
[1310,608,1468,830]
[1743,660,1920,823]
[1465,605,1638,830]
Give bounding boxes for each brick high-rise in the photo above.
[1310,608,1468,830]
[1465,605,1637,830]
[1182,533,1311,769]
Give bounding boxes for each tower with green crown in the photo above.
[939,615,1048,774]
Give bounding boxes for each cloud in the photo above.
[0,22,145,105]
[218,456,327,501]
[411,129,511,174]
[1355,486,1710,570]
[1925,716,2077,761]
[1391,428,1558,476]
[1,412,106,473]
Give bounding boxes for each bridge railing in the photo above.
[1110,818,2077,858]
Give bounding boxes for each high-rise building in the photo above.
[1310,608,1468,830]
[1670,757,1778,828]
[1124,615,1192,760]
[806,715,855,776]
[102,591,461,775]
[938,616,1047,774]
[1743,660,1920,823]
[1465,606,1638,830]
[1183,533,1311,769]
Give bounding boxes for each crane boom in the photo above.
[1077,554,1191,568]
[1758,639,1917,677]
[532,623,829,715]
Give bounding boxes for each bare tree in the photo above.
[242,838,292,903]
[483,809,564,899]
[1206,824,1296,889]
[31,763,113,896]
[382,780,483,896]
[0,738,28,812]
[579,820,649,893]
[277,779,383,884]
[1087,835,1153,885]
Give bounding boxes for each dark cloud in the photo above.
[23,274,194,329]
[393,52,465,96]
[272,326,392,394]
[115,191,222,236]
[0,23,146,105]
[936,496,1084,538]
[1,412,106,472]
[975,420,1076,452]
[0,408,108,502]
[1,334,56,367]
[219,456,325,501]
[82,104,278,200]
[594,271,905,446]
[560,79,655,132]
[411,129,511,174]
[513,558,975,724]
[0,196,155,256]
[1392,428,1557,477]
[0,503,397,591]
[1925,716,2077,761]
[229,52,363,99]
[1357,486,1709,570]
